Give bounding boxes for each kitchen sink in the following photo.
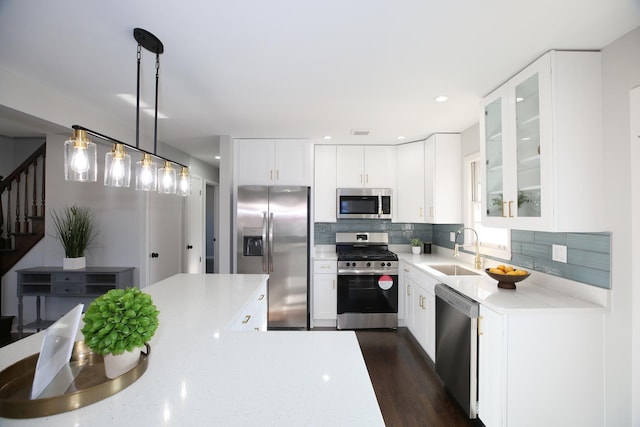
[427,264,479,276]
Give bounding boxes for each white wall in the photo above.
[601,26,640,426]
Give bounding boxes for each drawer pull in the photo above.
[242,315,251,324]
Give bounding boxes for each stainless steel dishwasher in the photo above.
[434,283,479,419]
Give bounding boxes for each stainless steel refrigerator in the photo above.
[236,186,310,329]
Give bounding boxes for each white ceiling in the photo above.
[0,0,639,166]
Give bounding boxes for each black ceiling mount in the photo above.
[133,28,164,54]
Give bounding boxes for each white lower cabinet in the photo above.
[403,262,436,362]
[313,260,337,324]
[227,282,268,331]
[477,305,605,427]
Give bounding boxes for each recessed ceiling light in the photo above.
[397,136,406,140]
[214,155,221,160]
[323,135,332,140]
[435,95,448,103]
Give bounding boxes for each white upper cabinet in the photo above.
[236,139,312,186]
[480,50,604,231]
[314,145,337,222]
[396,141,425,222]
[336,145,396,189]
[396,134,461,224]
[424,134,461,223]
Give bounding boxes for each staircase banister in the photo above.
[0,143,46,193]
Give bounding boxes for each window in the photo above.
[463,153,511,260]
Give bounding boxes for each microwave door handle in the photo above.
[378,194,382,216]
[268,212,275,272]
[261,211,268,272]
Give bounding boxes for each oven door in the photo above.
[336,273,398,329]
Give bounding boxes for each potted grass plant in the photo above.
[51,205,96,269]
[410,238,422,255]
[81,287,160,378]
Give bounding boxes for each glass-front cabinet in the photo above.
[480,50,604,232]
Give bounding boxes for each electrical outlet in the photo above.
[450,232,456,242]
[552,244,568,263]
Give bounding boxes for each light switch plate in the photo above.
[450,232,456,242]
[552,244,568,263]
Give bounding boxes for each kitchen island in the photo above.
[0,274,385,426]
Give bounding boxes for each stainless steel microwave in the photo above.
[337,188,392,219]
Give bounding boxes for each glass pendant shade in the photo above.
[64,129,97,182]
[104,143,131,187]
[158,161,177,194]
[135,153,158,191]
[178,167,191,196]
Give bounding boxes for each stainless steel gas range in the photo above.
[335,232,399,329]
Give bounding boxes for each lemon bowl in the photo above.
[484,268,530,290]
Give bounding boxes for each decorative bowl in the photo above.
[484,268,530,290]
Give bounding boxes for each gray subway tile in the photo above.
[521,242,551,259]
[511,230,535,243]
[567,233,611,254]
[568,248,611,271]
[534,231,567,246]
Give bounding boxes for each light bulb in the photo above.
[70,148,90,173]
[162,170,173,189]
[140,166,153,185]
[110,158,125,181]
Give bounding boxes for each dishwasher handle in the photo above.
[434,283,479,318]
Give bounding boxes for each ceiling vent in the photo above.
[351,129,371,136]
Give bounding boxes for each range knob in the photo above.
[366,262,371,267]
[386,262,391,267]
[351,262,357,267]
[380,262,386,267]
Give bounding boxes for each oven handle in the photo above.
[338,271,399,276]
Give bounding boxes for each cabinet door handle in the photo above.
[332,280,336,290]
[508,200,514,217]
[419,207,423,217]
[320,265,331,269]
[407,284,411,295]
[270,170,273,180]
[430,207,434,217]
[360,174,363,184]
[502,202,507,217]
[276,170,279,180]
[365,174,369,184]
[478,316,483,336]
[151,252,159,258]
[242,315,251,324]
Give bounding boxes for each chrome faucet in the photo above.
[453,227,482,269]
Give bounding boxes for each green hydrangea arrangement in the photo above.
[81,288,160,356]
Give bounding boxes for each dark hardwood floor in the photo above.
[356,327,482,427]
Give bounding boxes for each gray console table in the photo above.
[16,267,135,338]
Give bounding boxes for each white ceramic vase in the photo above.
[63,256,86,270]
[103,348,142,379]
[411,246,421,255]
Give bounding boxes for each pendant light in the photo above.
[64,28,192,196]
[64,129,97,182]
[135,153,158,191]
[178,167,191,196]
[158,161,177,194]
[104,143,131,187]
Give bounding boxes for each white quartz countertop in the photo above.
[398,253,605,314]
[0,274,384,426]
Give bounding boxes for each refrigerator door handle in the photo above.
[261,211,268,272]
[268,212,274,272]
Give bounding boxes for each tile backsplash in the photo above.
[314,221,612,289]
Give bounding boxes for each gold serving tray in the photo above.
[0,341,150,419]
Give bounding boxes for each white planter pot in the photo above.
[63,256,86,270]
[411,246,421,255]
[103,348,143,379]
